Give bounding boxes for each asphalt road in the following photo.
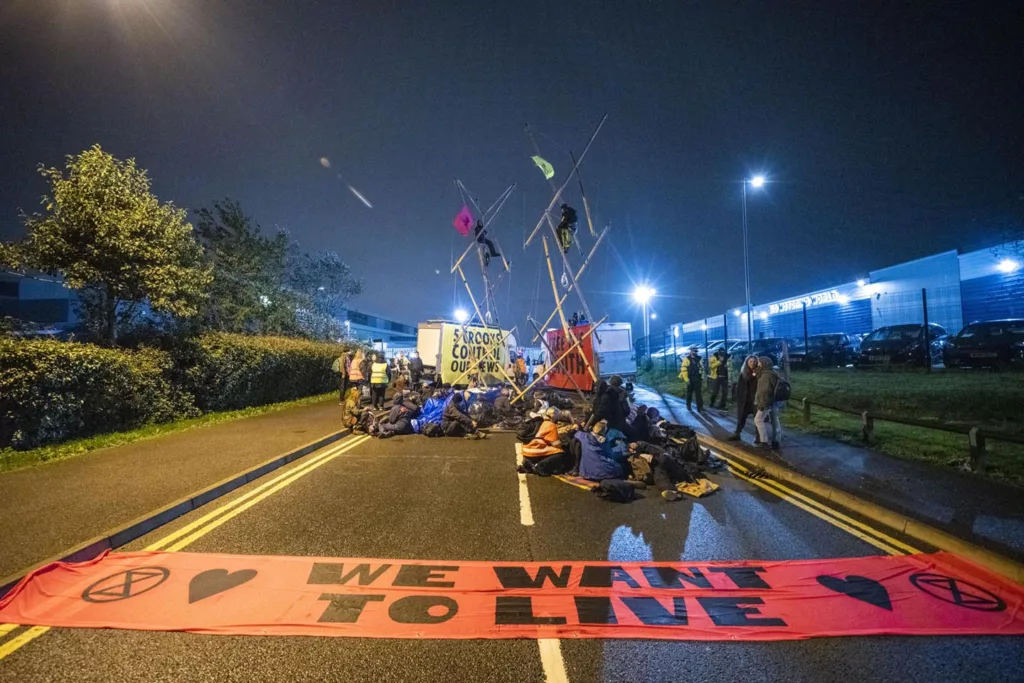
[2,431,1023,682]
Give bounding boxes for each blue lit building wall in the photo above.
[666,242,1021,345]
[958,248,1024,323]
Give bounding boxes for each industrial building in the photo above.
[652,242,1024,357]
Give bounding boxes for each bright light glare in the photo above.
[857,279,866,287]
[650,313,658,320]
[632,285,656,304]
[453,308,469,324]
[837,294,850,305]
[700,323,707,331]
[733,309,742,317]
[997,259,1021,274]
[749,175,766,189]
[759,312,768,320]
[673,327,679,337]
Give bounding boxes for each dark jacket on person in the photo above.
[629,411,650,442]
[735,356,760,415]
[754,358,780,411]
[388,400,420,424]
[493,394,512,417]
[593,385,626,431]
[442,399,474,430]
[409,356,424,374]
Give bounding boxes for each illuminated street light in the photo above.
[651,313,658,320]
[453,308,469,324]
[857,279,866,287]
[997,258,1021,274]
[750,175,766,189]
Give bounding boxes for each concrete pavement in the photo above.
[2,431,1022,682]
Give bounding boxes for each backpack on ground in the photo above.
[774,376,792,403]
[515,416,544,443]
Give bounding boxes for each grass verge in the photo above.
[0,392,336,473]
[638,368,1024,487]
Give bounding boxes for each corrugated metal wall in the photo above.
[867,250,963,334]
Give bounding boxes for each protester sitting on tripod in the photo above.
[557,203,578,253]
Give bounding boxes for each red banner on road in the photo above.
[2,551,1023,641]
[545,324,596,392]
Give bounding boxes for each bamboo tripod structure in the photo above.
[514,115,610,401]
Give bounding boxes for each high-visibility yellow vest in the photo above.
[370,362,389,385]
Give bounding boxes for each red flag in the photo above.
[452,205,473,236]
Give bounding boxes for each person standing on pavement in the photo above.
[409,352,424,385]
[679,347,705,412]
[348,349,367,390]
[753,356,782,450]
[369,353,391,410]
[332,350,351,404]
[708,347,729,410]
[729,355,761,443]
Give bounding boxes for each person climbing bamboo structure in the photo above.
[557,203,578,254]
[473,220,502,267]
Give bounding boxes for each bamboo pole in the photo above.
[525,113,608,247]
[531,226,608,341]
[527,316,587,403]
[511,316,606,403]
[569,150,597,238]
[543,237,598,382]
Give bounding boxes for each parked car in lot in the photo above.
[730,337,800,365]
[943,319,1024,370]
[855,323,947,368]
[790,333,861,368]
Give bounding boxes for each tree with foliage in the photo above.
[4,145,211,343]
[195,200,361,339]
[287,248,363,339]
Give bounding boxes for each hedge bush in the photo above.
[0,333,351,449]
[172,333,345,412]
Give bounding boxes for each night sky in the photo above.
[2,1,1021,337]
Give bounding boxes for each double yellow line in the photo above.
[721,453,920,557]
[0,434,370,662]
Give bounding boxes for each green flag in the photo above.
[531,155,554,180]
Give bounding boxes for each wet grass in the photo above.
[0,392,336,473]
[638,368,1024,486]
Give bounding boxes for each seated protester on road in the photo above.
[519,409,572,476]
[645,407,667,442]
[629,404,650,442]
[441,392,477,437]
[628,441,696,498]
[592,376,629,435]
[378,395,421,438]
[342,387,363,431]
[391,372,409,394]
[576,420,629,481]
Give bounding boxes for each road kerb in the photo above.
[702,435,1024,585]
[0,428,351,599]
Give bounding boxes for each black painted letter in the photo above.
[388,595,460,624]
[317,593,384,623]
[495,597,568,625]
[392,565,460,588]
[696,597,786,627]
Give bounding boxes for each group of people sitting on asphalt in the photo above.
[516,375,722,502]
[332,345,785,501]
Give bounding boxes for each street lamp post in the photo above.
[742,174,766,344]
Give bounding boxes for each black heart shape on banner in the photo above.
[816,574,892,611]
[189,569,257,604]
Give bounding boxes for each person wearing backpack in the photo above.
[754,356,785,450]
[729,355,762,444]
